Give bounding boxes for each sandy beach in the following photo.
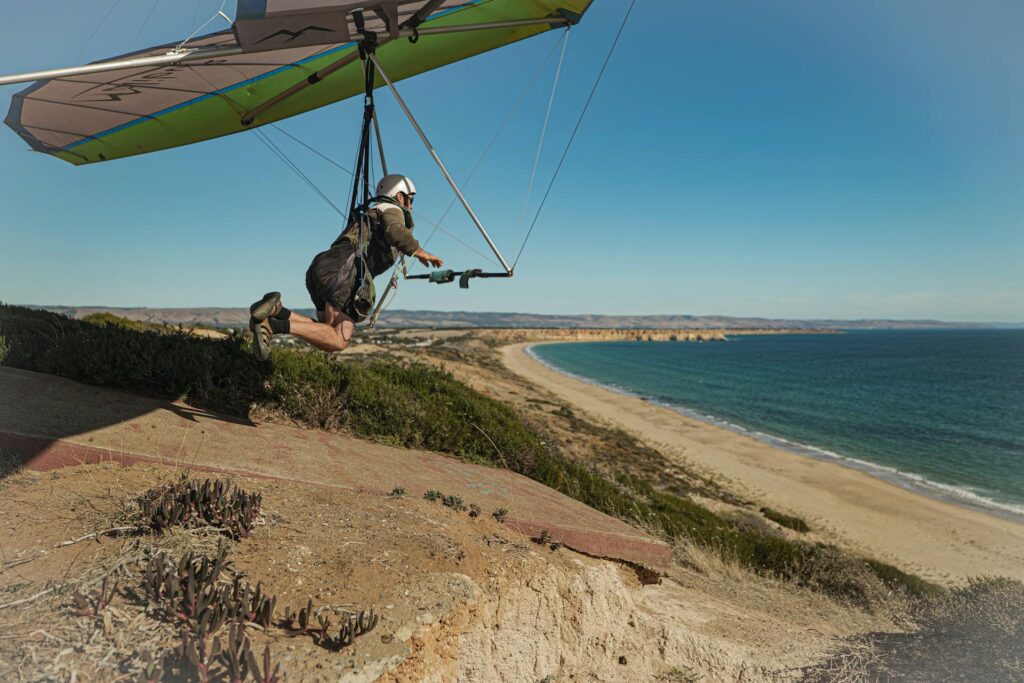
[502,342,1024,586]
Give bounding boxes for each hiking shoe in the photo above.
[249,291,282,322]
[251,319,274,362]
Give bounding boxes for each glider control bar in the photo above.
[406,269,512,288]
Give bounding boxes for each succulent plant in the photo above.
[142,541,278,635]
[178,629,220,683]
[217,623,252,683]
[70,574,117,616]
[137,478,262,540]
[320,609,380,652]
[279,598,319,637]
[135,653,165,683]
[247,644,281,683]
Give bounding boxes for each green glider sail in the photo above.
[4,1,592,166]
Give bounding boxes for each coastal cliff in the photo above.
[475,327,834,343]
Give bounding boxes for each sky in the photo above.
[0,1,1021,322]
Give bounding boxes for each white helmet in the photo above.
[376,174,416,200]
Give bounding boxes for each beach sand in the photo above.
[502,342,1024,586]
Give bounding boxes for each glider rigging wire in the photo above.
[251,127,347,217]
[130,0,163,50]
[257,28,575,267]
[421,29,569,250]
[78,0,124,62]
[512,0,637,269]
[177,0,230,51]
[515,28,570,253]
[259,123,501,264]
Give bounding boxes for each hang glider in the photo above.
[2,1,591,166]
[1,0,633,329]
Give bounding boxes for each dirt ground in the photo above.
[1,447,897,681]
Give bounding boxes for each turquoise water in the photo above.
[531,330,1024,519]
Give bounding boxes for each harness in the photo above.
[341,17,384,323]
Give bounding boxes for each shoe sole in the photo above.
[250,291,282,322]
[251,319,272,361]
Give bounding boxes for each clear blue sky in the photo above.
[1,1,1021,322]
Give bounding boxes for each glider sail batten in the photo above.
[4,0,592,166]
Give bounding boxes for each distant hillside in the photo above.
[26,306,1017,330]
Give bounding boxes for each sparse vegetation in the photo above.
[137,477,262,540]
[81,312,169,333]
[760,506,810,533]
[0,305,937,606]
[441,494,466,512]
[0,450,25,484]
[390,486,406,498]
[70,575,117,617]
[492,508,509,523]
[279,598,378,651]
[533,529,563,551]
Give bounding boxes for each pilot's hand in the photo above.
[414,248,443,268]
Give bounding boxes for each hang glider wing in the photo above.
[4,0,591,165]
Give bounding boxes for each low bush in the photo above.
[760,506,811,533]
[0,304,261,414]
[81,312,167,333]
[264,349,545,470]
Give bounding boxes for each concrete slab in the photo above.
[0,367,672,569]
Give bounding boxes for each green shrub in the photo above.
[262,350,546,469]
[0,334,7,363]
[0,304,263,414]
[865,558,939,597]
[81,312,165,332]
[760,506,810,533]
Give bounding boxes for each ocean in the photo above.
[529,330,1024,521]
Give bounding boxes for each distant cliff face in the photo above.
[33,305,997,331]
[475,328,833,343]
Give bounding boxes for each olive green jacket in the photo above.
[333,202,419,277]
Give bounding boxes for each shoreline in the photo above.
[501,342,1024,585]
[523,344,1024,525]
